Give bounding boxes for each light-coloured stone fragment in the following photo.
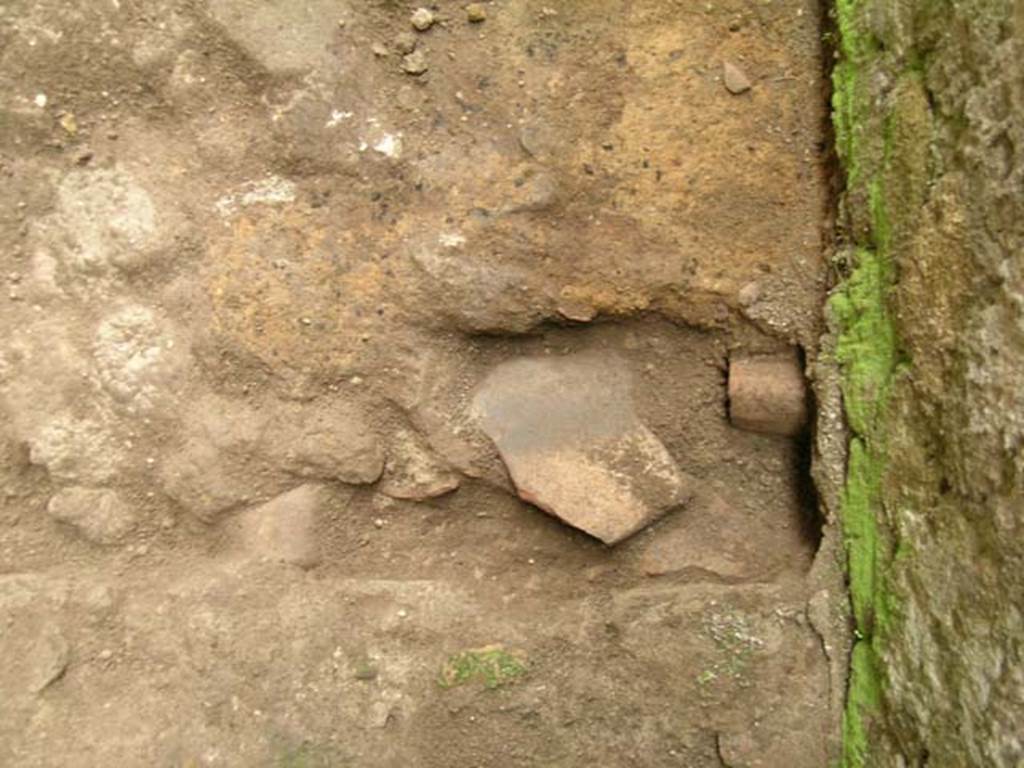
[54,168,157,274]
[28,413,125,484]
[380,429,460,501]
[232,484,332,569]
[723,61,752,94]
[47,487,136,545]
[93,304,189,413]
[410,8,435,31]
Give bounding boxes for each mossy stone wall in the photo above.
[831,1,1024,765]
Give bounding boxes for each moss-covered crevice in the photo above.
[828,1,904,765]
[829,248,899,767]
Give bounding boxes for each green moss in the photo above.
[829,1,909,764]
[830,250,897,440]
[438,645,526,690]
[832,59,860,181]
[830,0,880,186]
[841,438,882,633]
[830,243,899,768]
[842,641,884,767]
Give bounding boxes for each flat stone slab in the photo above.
[472,354,693,544]
[231,483,333,569]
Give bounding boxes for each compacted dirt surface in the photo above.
[0,1,838,766]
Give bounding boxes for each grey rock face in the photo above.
[472,354,693,545]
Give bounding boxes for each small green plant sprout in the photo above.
[438,644,527,689]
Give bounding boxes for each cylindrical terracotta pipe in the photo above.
[728,353,809,437]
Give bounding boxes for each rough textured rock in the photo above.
[28,413,126,484]
[47,487,136,545]
[231,484,331,569]
[158,395,274,521]
[51,168,157,275]
[410,8,435,32]
[159,395,383,521]
[410,235,549,333]
[268,401,385,485]
[831,1,1024,765]
[400,50,428,76]
[380,429,460,501]
[472,354,693,545]
[92,304,189,414]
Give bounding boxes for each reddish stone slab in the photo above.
[473,354,693,545]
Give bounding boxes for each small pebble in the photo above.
[738,281,762,307]
[401,51,429,75]
[410,8,435,31]
[58,112,78,135]
[397,609,408,618]
[373,518,385,529]
[466,3,487,22]
[372,43,389,57]
[723,61,752,94]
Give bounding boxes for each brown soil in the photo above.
[0,1,841,766]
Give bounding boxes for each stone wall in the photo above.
[830,0,1024,764]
